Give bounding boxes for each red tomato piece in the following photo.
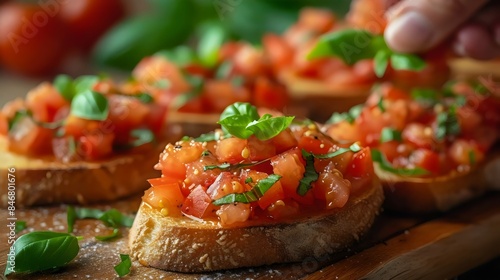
[0,3,67,75]
[312,162,351,209]
[252,76,289,110]
[25,82,68,123]
[143,182,184,216]
[8,117,53,156]
[215,137,247,164]
[181,185,214,218]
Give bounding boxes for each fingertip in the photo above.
[455,24,499,60]
[384,11,433,53]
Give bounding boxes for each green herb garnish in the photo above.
[380,127,402,143]
[313,143,362,159]
[297,150,319,196]
[372,149,428,176]
[435,107,460,141]
[172,74,204,109]
[308,29,426,78]
[218,102,294,140]
[15,221,27,234]
[4,231,79,276]
[468,150,476,165]
[70,90,109,121]
[155,46,198,67]
[96,228,120,241]
[212,174,282,205]
[129,128,155,148]
[204,159,269,171]
[54,75,100,101]
[326,104,363,124]
[114,254,132,277]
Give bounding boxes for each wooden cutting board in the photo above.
[1,192,500,279]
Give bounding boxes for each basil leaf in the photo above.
[326,104,363,124]
[374,50,390,78]
[8,110,29,131]
[390,53,426,71]
[154,79,171,89]
[96,228,120,241]
[308,29,376,65]
[54,74,75,101]
[114,254,132,277]
[130,128,155,147]
[204,159,269,171]
[313,143,362,159]
[297,150,318,196]
[247,114,295,141]
[4,231,79,275]
[15,221,27,234]
[172,74,204,109]
[219,102,260,124]
[73,76,100,95]
[377,95,386,112]
[215,61,233,79]
[212,174,282,205]
[197,23,226,68]
[372,149,428,176]
[67,206,134,231]
[380,127,402,143]
[71,90,109,121]
[411,88,439,106]
[469,150,476,165]
[155,46,198,67]
[134,93,154,104]
[435,108,460,141]
[218,103,259,138]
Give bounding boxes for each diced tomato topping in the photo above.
[409,149,441,175]
[312,162,351,209]
[143,182,184,216]
[25,82,68,123]
[8,117,53,156]
[181,186,214,218]
[298,130,334,155]
[156,142,205,180]
[215,137,248,164]
[253,76,289,110]
[0,112,7,136]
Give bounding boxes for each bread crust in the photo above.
[0,137,167,208]
[379,152,500,213]
[128,177,383,272]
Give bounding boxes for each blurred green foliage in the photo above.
[92,0,352,71]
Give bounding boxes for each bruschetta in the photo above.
[324,80,500,213]
[129,102,383,272]
[0,75,181,207]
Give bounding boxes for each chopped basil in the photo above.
[129,128,155,147]
[172,74,204,109]
[375,97,385,114]
[15,221,27,234]
[245,177,253,184]
[308,29,426,76]
[197,23,226,68]
[8,110,64,131]
[297,150,318,196]
[313,143,362,159]
[212,174,282,205]
[133,92,154,104]
[326,104,363,124]
[218,102,294,140]
[70,90,109,121]
[411,88,439,106]
[204,159,269,171]
[155,46,198,67]
[54,75,100,101]
[469,150,476,165]
[96,228,120,241]
[215,61,232,79]
[8,110,29,131]
[371,149,428,176]
[67,206,134,236]
[390,53,426,71]
[54,74,75,101]
[4,231,79,276]
[374,50,390,77]
[380,127,402,143]
[114,254,132,277]
[435,107,460,141]
[154,79,171,89]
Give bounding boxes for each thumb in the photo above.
[384,0,489,53]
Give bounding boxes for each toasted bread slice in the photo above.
[128,177,383,273]
[378,152,500,214]
[0,135,178,208]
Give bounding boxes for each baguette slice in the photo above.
[379,151,500,213]
[0,132,180,207]
[128,177,383,273]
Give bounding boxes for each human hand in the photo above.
[384,0,500,60]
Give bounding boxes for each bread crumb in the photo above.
[199,253,208,264]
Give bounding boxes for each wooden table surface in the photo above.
[1,191,500,279]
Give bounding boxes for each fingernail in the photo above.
[385,11,434,52]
